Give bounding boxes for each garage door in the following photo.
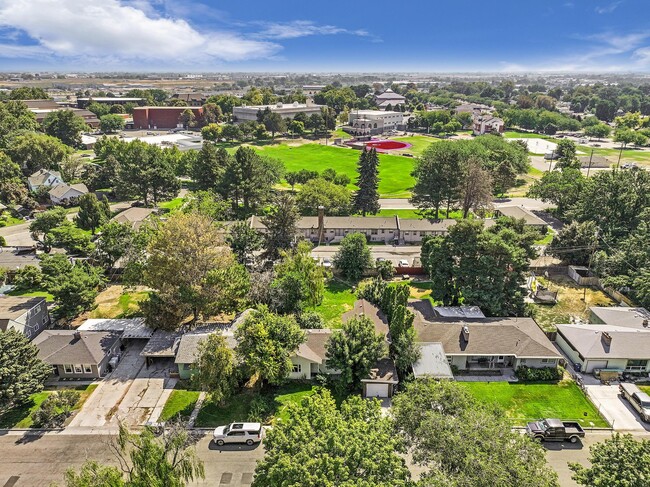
[365,383,389,398]
[586,360,608,373]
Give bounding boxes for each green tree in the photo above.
[0,101,39,149]
[325,316,386,390]
[288,119,304,137]
[178,109,196,129]
[285,171,300,192]
[421,219,529,316]
[262,112,287,139]
[235,307,305,385]
[0,152,26,204]
[584,123,611,139]
[93,221,136,269]
[226,220,264,264]
[296,177,351,216]
[100,114,125,133]
[0,330,51,410]
[63,422,205,487]
[9,86,49,100]
[40,254,104,320]
[270,241,327,314]
[75,193,111,234]
[6,132,72,175]
[353,148,381,216]
[261,193,300,260]
[221,124,242,142]
[527,168,586,217]
[192,333,237,404]
[548,220,598,266]
[555,139,580,170]
[570,433,650,487]
[49,222,95,255]
[43,110,89,147]
[458,157,493,218]
[333,232,372,281]
[392,379,558,487]
[200,123,221,142]
[201,103,223,125]
[142,213,249,326]
[252,390,412,487]
[191,143,228,191]
[29,206,68,251]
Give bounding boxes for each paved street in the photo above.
[0,201,132,247]
[0,432,263,487]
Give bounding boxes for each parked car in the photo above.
[619,383,650,422]
[398,259,409,267]
[212,422,264,446]
[525,418,585,443]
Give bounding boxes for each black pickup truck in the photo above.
[526,418,586,443]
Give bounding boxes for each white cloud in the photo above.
[595,1,623,14]
[253,20,370,40]
[0,0,280,63]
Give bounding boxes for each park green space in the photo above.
[195,382,320,427]
[391,135,438,156]
[0,384,97,429]
[458,381,608,427]
[253,143,415,198]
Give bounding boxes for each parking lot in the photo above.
[312,245,422,267]
[68,341,176,431]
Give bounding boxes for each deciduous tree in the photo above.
[333,232,372,281]
[43,110,89,147]
[192,333,237,404]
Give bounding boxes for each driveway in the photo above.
[68,341,176,432]
[585,384,650,432]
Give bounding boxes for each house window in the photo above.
[520,359,527,365]
[626,359,648,371]
[292,363,301,373]
[74,364,83,373]
[83,364,93,374]
[64,364,73,374]
[541,358,551,364]
[371,229,378,235]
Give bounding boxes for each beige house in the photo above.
[111,207,157,230]
[27,169,64,192]
[289,329,338,379]
[49,183,88,205]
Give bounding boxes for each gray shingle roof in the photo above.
[589,307,650,329]
[0,295,45,321]
[557,324,650,360]
[495,206,547,226]
[33,330,120,365]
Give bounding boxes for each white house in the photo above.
[472,115,505,135]
[49,183,88,205]
[348,110,404,135]
[289,329,338,379]
[233,102,323,123]
[27,169,64,192]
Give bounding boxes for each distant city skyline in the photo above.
[0,0,649,73]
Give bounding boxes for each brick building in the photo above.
[132,106,203,129]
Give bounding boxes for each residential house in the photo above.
[0,295,50,340]
[111,207,157,230]
[23,100,101,128]
[77,318,154,341]
[412,342,454,379]
[33,330,121,378]
[174,324,238,380]
[49,183,88,205]
[555,323,650,373]
[398,218,459,244]
[342,299,389,337]
[289,329,338,379]
[361,357,399,398]
[412,302,561,373]
[374,89,406,110]
[494,206,548,230]
[27,169,64,192]
[589,306,650,329]
[472,115,505,135]
[0,247,41,277]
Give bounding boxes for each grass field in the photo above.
[160,386,201,422]
[158,197,185,212]
[530,275,615,332]
[313,279,356,328]
[254,143,415,198]
[371,208,466,219]
[392,135,438,156]
[195,382,319,427]
[88,285,149,319]
[7,288,55,302]
[458,381,608,427]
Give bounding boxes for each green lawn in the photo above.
[640,386,650,395]
[503,131,551,139]
[534,228,555,245]
[254,143,415,198]
[458,381,608,427]
[392,135,438,156]
[195,382,320,427]
[0,215,23,227]
[158,197,185,212]
[575,145,650,165]
[371,208,465,219]
[160,386,201,422]
[7,289,55,302]
[89,286,149,319]
[0,384,97,429]
[313,279,356,328]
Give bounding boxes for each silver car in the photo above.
[213,422,263,446]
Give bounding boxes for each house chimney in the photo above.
[73,331,81,340]
[601,331,612,346]
[643,319,648,328]
[461,325,470,342]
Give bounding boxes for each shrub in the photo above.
[31,390,81,428]
[247,395,275,423]
[297,311,324,329]
[515,366,562,382]
[376,260,394,280]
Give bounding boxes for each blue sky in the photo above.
[0,0,649,72]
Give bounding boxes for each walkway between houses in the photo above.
[187,392,207,427]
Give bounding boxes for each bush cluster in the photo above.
[515,366,562,382]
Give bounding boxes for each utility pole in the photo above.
[616,143,624,169]
[586,148,594,177]
[548,150,555,172]
[583,230,599,302]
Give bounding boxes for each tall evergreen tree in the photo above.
[353,148,380,216]
[75,193,110,234]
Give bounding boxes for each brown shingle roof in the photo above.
[0,295,45,321]
[294,329,332,364]
[33,330,120,365]
[342,299,389,336]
